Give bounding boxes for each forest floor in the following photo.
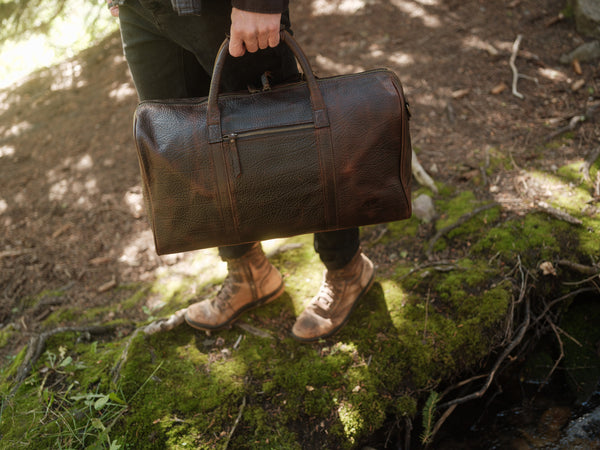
[1,0,600,447]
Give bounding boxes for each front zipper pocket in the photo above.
[222,123,314,178]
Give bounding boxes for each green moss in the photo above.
[378,215,420,242]
[0,324,16,349]
[1,344,28,386]
[41,307,78,328]
[472,213,561,265]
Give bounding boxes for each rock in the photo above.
[412,193,435,223]
[559,405,600,449]
[573,0,600,39]
[559,40,600,64]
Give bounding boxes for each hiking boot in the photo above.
[185,243,284,331]
[291,250,374,342]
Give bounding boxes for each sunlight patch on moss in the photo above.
[472,213,560,265]
[528,169,592,214]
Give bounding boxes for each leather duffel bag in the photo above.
[133,31,412,255]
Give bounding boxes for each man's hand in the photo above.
[229,8,281,57]
[106,0,119,17]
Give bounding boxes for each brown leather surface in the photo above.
[134,31,412,255]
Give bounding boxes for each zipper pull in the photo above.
[224,133,241,178]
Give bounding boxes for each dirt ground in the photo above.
[1,0,599,362]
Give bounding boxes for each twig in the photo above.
[223,396,246,450]
[510,34,524,99]
[545,104,600,142]
[423,289,430,340]
[399,260,458,280]
[538,319,564,392]
[531,287,596,328]
[234,322,275,339]
[426,203,499,260]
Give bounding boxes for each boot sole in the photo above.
[184,281,285,331]
[291,270,375,343]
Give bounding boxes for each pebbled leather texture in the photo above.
[134,32,413,255]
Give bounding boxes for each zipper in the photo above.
[223,123,314,178]
[140,68,392,107]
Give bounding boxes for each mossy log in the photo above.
[2,162,600,448]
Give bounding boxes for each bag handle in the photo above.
[207,30,330,143]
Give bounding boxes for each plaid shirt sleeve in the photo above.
[170,0,202,15]
[171,0,288,15]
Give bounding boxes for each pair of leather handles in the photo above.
[207,30,330,143]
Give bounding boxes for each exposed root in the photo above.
[556,259,600,276]
[111,308,188,384]
[581,146,600,183]
[426,203,499,260]
[425,254,600,445]
[412,150,438,194]
[10,325,116,397]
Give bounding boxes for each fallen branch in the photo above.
[536,202,582,225]
[545,103,599,142]
[426,203,499,260]
[510,34,524,99]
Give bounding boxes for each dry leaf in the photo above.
[491,82,507,95]
[306,385,315,392]
[540,261,557,276]
[352,385,361,393]
[97,278,117,293]
[89,256,112,266]
[451,88,470,99]
[571,79,586,92]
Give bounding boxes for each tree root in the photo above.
[111,308,188,384]
[426,203,499,260]
[424,255,600,446]
[412,150,438,194]
[10,325,116,397]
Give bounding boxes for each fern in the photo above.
[420,390,439,445]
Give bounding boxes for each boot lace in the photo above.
[311,277,341,317]
[211,271,239,312]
